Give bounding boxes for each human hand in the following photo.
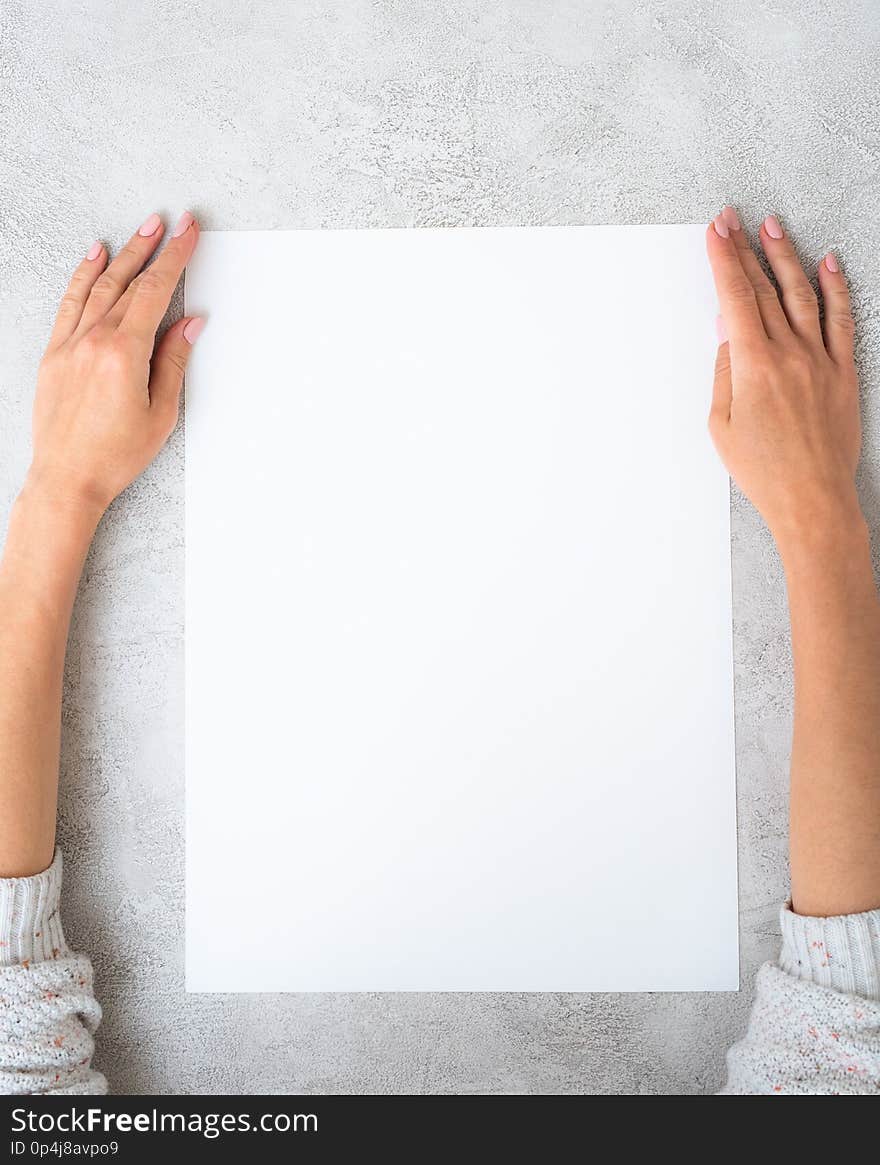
[26,211,204,516]
[706,207,862,562]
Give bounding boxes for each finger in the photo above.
[817,252,855,366]
[47,241,107,347]
[705,215,766,349]
[104,266,151,329]
[710,317,733,426]
[119,212,199,341]
[76,213,165,332]
[722,206,789,339]
[758,215,821,342]
[148,316,206,432]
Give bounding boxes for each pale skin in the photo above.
[0,207,877,925]
[0,210,202,877]
[708,206,879,916]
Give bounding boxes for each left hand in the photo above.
[28,210,204,515]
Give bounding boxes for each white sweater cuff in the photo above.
[779,902,880,1000]
[0,850,69,968]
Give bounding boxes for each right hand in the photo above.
[705,206,862,559]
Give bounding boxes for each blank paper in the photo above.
[185,226,738,992]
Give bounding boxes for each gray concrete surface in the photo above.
[1,0,878,1095]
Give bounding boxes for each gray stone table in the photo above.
[1,0,878,1093]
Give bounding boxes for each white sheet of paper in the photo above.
[185,226,738,992]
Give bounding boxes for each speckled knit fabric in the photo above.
[0,853,878,1094]
[722,905,880,1094]
[0,852,106,1094]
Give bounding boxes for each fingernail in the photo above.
[172,211,195,238]
[824,251,840,274]
[138,212,162,237]
[86,241,103,261]
[716,314,728,344]
[722,205,741,231]
[764,214,784,240]
[713,214,730,239]
[183,316,206,345]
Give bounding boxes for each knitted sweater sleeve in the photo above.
[0,851,106,1095]
[722,904,880,1094]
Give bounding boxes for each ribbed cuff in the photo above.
[779,902,880,1000]
[0,849,69,967]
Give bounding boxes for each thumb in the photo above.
[149,316,206,426]
[710,314,732,425]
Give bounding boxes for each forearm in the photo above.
[780,499,880,917]
[0,475,101,876]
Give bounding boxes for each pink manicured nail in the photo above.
[716,314,728,344]
[713,214,730,239]
[764,214,784,240]
[721,206,741,231]
[86,241,103,261]
[824,251,840,274]
[138,212,162,237]
[172,210,195,238]
[183,316,206,345]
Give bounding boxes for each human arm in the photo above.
[706,206,880,1093]
[0,211,202,879]
[0,210,203,1094]
[707,206,879,919]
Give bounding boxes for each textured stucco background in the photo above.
[1,0,879,1095]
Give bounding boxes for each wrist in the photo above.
[0,479,99,630]
[3,472,104,598]
[778,518,873,603]
[19,465,108,537]
[771,490,869,575]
